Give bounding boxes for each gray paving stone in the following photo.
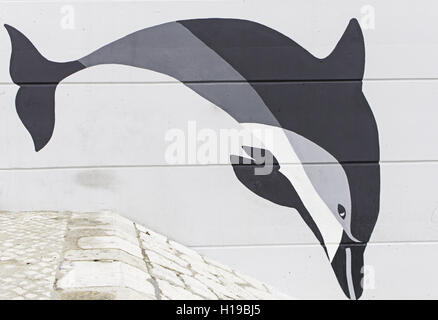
[0,211,290,300]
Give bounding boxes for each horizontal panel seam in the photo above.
[0,160,436,171]
[2,78,438,85]
[190,240,438,249]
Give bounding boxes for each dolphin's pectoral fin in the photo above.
[240,145,278,165]
[230,146,296,208]
[231,145,327,257]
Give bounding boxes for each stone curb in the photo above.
[0,211,291,300]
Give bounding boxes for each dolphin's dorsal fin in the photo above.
[324,19,365,80]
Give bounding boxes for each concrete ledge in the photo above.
[0,211,291,300]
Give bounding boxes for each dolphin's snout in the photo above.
[330,234,366,300]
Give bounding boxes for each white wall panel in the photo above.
[196,242,438,299]
[0,79,437,167]
[0,1,437,82]
[0,162,436,246]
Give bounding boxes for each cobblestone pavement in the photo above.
[0,211,290,300]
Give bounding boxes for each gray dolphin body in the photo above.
[80,21,281,129]
[5,18,380,299]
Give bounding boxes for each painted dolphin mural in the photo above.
[5,18,380,299]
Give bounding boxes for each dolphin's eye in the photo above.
[337,204,346,219]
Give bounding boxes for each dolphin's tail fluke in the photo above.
[4,24,85,151]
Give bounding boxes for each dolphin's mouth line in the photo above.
[345,230,361,243]
[345,248,357,300]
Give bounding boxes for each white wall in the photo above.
[0,0,437,299]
